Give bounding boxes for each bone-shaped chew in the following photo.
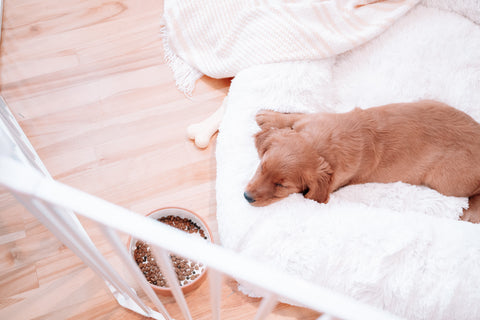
[187,97,227,148]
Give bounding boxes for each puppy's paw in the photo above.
[461,209,480,224]
[256,110,281,129]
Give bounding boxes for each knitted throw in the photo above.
[161,0,419,94]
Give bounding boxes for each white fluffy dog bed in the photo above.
[216,4,480,320]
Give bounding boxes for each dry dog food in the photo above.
[133,215,207,287]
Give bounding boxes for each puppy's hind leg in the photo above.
[256,110,304,130]
[462,194,480,224]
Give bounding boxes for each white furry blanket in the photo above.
[161,0,419,94]
[216,4,480,320]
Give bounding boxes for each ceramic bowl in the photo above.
[128,207,213,296]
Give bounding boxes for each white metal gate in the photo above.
[0,97,400,320]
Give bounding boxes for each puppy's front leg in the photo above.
[256,110,304,130]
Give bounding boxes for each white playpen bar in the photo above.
[0,98,400,320]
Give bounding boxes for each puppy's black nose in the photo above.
[244,191,256,203]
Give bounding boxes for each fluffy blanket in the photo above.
[216,4,480,320]
[161,0,419,94]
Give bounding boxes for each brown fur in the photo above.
[244,100,480,223]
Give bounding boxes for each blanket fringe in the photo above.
[160,22,203,96]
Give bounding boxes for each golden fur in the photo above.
[244,100,480,223]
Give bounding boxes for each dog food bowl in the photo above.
[128,207,213,296]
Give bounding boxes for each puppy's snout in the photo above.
[244,191,256,204]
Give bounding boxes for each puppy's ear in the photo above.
[254,128,273,157]
[304,156,333,204]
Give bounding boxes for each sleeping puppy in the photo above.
[244,100,480,223]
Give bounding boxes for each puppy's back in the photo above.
[362,100,480,196]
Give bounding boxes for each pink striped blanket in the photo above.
[161,0,419,95]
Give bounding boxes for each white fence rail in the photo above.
[0,97,400,320]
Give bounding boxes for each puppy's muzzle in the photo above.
[244,191,256,204]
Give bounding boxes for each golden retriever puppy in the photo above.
[244,100,480,223]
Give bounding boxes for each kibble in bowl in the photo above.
[128,207,213,296]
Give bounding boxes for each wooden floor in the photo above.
[0,1,320,319]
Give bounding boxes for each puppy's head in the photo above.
[244,128,332,206]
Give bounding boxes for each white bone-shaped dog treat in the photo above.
[187,97,227,148]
